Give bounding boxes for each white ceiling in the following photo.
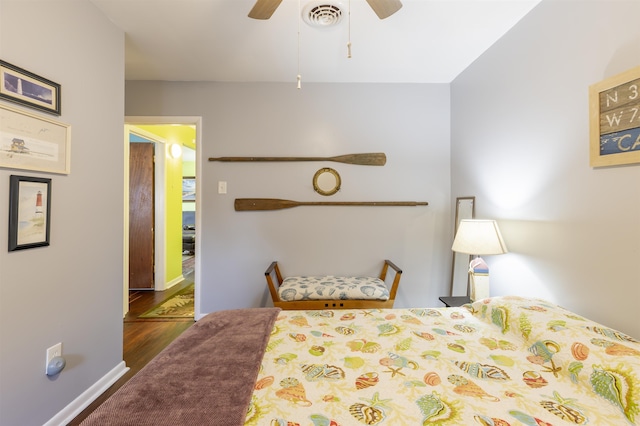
[90,0,541,84]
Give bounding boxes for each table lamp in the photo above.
[451,219,507,301]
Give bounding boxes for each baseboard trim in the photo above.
[164,274,185,290]
[45,361,129,426]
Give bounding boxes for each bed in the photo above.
[81,296,640,425]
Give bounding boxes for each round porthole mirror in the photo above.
[313,167,341,196]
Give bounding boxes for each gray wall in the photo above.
[125,82,452,313]
[451,0,640,338]
[0,1,124,424]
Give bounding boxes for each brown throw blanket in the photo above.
[81,307,281,426]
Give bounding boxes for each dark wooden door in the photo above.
[129,143,155,289]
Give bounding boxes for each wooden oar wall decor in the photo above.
[210,152,429,211]
[235,198,428,211]
[208,153,386,166]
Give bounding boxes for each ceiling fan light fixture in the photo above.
[303,1,344,27]
[248,0,402,20]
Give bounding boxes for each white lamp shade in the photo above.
[452,219,508,255]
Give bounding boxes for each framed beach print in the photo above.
[0,104,70,174]
[8,175,52,251]
[182,176,195,202]
[589,65,640,167]
[0,59,61,115]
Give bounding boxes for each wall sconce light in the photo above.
[451,219,507,301]
[169,143,182,159]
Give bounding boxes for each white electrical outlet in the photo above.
[46,343,62,374]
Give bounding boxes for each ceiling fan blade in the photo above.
[366,0,403,19]
[248,0,283,19]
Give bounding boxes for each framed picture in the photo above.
[8,175,52,251]
[0,59,61,115]
[0,104,70,174]
[450,196,475,297]
[182,176,195,202]
[589,65,640,167]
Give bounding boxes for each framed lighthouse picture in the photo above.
[0,59,61,115]
[8,175,51,251]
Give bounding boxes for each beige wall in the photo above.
[0,1,125,424]
[451,0,640,338]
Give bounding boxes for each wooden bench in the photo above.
[264,259,402,310]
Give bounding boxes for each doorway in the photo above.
[123,117,201,319]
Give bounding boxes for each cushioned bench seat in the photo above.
[278,275,390,301]
[265,260,402,310]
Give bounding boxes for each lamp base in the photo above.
[470,272,490,302]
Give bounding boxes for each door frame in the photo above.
[126,127,166,292]
[123,116,202,318]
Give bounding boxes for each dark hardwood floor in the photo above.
[68,256,195,425]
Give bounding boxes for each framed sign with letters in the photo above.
[589,66,640,167]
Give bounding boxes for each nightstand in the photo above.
[438,296,471,307]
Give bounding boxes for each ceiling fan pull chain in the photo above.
[347,0,352,58]
[297,0,302,89]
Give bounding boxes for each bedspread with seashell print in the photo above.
[245,296,640,426]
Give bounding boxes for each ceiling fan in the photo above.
[248,0,403,20]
